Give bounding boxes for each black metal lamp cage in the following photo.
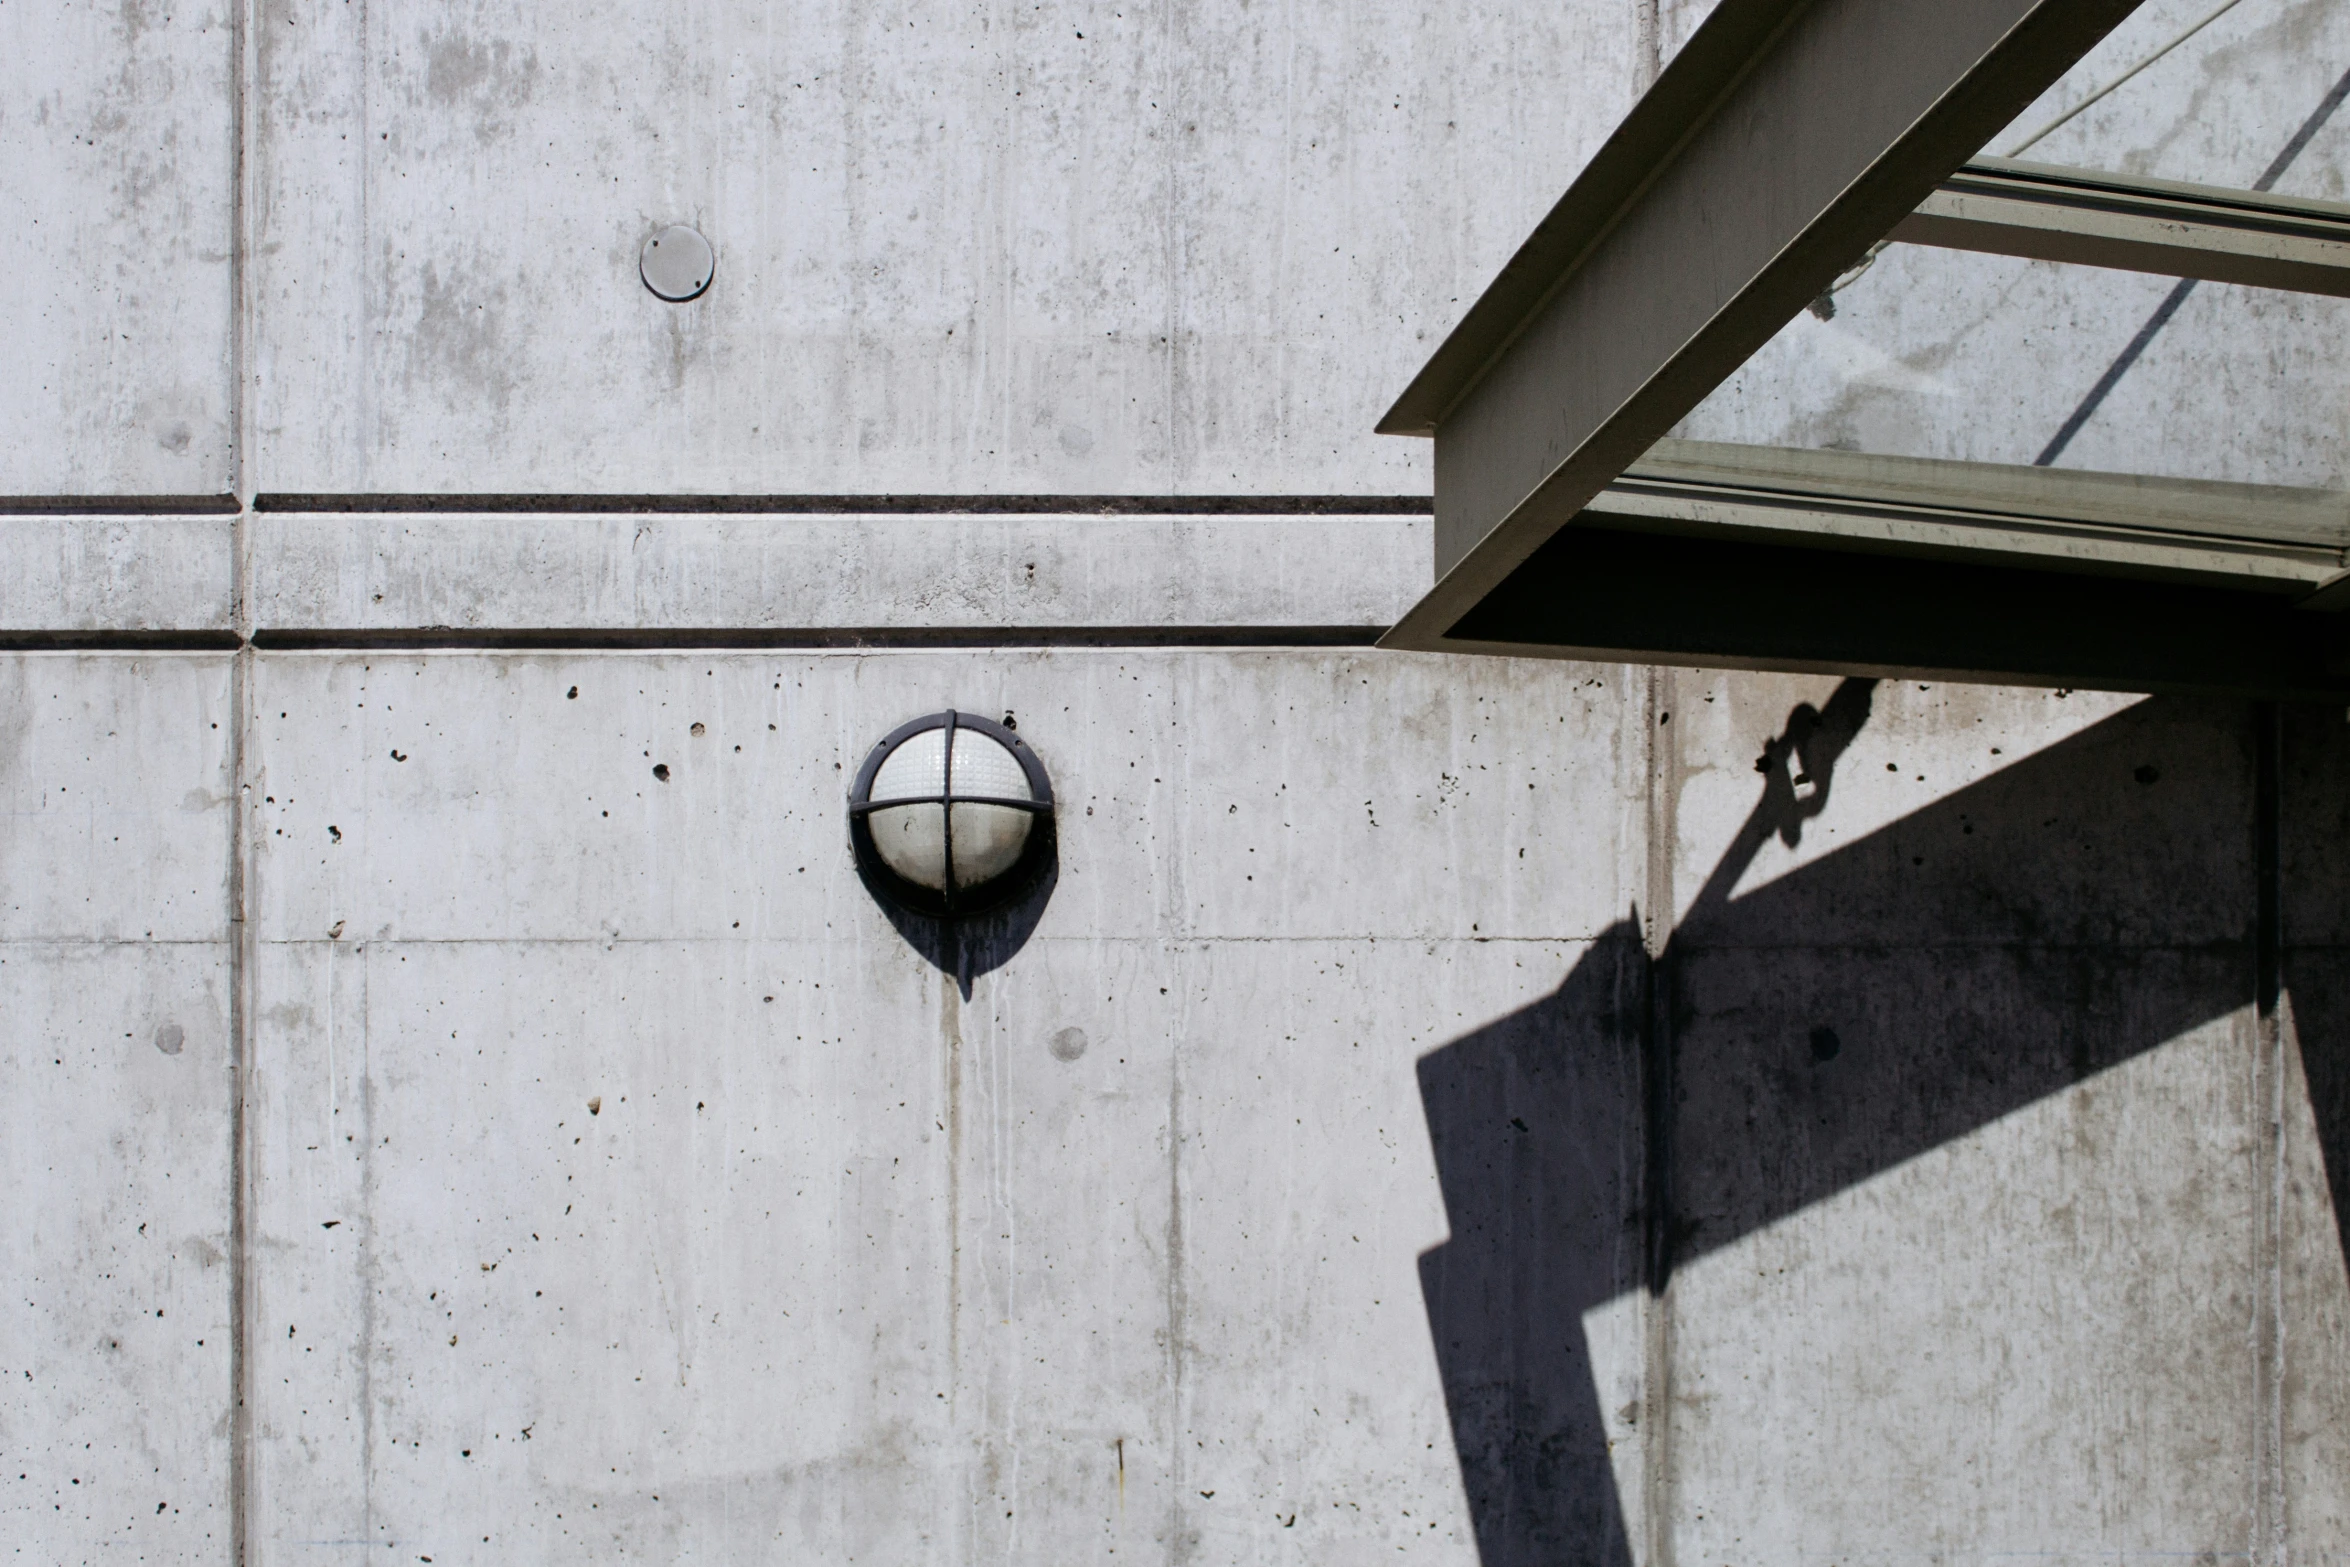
[848,710,1056,918]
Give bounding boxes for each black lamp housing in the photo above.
[847,710,1056,919]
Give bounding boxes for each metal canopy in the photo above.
[1446,441,2350,699]
[1375,0,2350,697]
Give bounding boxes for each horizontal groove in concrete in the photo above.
[0,628,1389,651]
[0,631,242,652]
[0,495,242,516]
[248,625,1390,651]
[255,492,1435,515]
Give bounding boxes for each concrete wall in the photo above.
[6,1,2350,1563]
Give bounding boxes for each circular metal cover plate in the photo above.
[639,225,715,302]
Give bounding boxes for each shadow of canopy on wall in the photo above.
[1415,681,2350,1564]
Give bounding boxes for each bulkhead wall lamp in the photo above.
[849,711,1055,918]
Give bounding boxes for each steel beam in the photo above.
[1377,0,2146,653]
[1428,440,2350,699]
[1892,157,2350,294]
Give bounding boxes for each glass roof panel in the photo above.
[1670,0,2350,489]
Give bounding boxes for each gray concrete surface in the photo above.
[249,513,1427,634]
[6,0,2350,1562]
[237,649,1625,1562]
[1656,680,2295,1559]
[0,655,235,1558]
[8,638,2343,1562]
[0,2,235,495]
[0,517,234,633]
[243,0,1634,497]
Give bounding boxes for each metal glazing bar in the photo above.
[850,795,1053,815]
[940,708,958,912]
[1891,157,2350,294]
[1602,439,2350,590]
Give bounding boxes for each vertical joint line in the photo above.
[227,651,254,1567]
[1641,665,1679,1295]
[1636,0,1664,89]
[1639,665,1680,1567]
[227,0,259,1554]
[2252,702,2287,1564]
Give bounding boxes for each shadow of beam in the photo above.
[1417,683,2349,1564]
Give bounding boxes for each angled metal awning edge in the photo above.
[1376,0,2150,659]
[1388,440,2350,699]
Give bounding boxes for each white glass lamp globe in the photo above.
[865,723,1038,893]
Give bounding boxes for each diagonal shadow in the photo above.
[2280,705,2350,1281]
[1416,682,2349,1565]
